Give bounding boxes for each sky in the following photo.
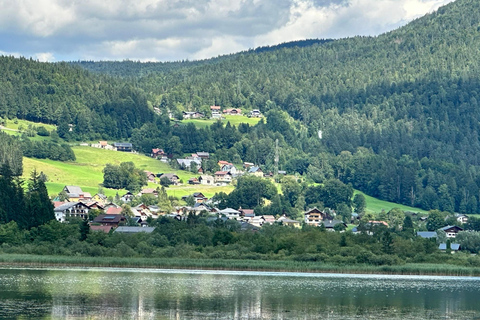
[0,0,454,62]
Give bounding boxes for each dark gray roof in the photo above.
[114,227,155,233]
[417,231,437,239]
[113,142,133,148]
[64,186,83,194]
[439,225,463,232]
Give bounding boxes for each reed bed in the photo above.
[1,254,479,276]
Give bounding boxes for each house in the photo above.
[323,220,347,231]
[54,202,90,222]
[439,225,463,238]
[182,192,208,203]
[91,141,116,150]
[218,160,231,167]
[106,207,123,215]
[144,171,156,183]
[210,105,221,112]
[439,243,461,253]
[219,208,240,220]
[183,111,204,119]
[223,108,242,115]
[159,173,180,185]
[193,202,215,215]
[114,226,155,234]
[113,142,133,152]
[250,216,266,227]
[240,222,261,232]
[239,208,255,217]
[151,148,165,159]
[93,214,127,227]
[221,164,238,175]
[304,208,328,226]
[248,109,262,117]
[92,193,108,204]
[456,214,469,224]
[188,177,200,185]
[62,186,92,201]
[196,152,210,159]
[243,162,254,169]
[211,111,222,119]
[120,192,134,203]
[248,166,263,177]
[417,231,437,239]
[277,215,301,228]
[214,171,232,184]
[199,175,215,185]
[263,215,276,225]
[177,159,201,170]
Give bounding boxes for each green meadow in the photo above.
[23,146,233,198]
[354,190,428,215]
[182,115,262,128]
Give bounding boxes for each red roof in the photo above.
[99,141,108,146]
[215,171,228,175]
[210,106,221,110]
[106,207,123,215]
[152,148,164,154]
[53,201,67,208]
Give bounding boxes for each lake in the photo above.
[0,267,479,319]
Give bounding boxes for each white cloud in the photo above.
[34,52,55,62]
[0,0,455,61]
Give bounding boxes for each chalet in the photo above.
[183,111,204,119]
[151,148,165,159]
[182,192,207,203]
[219,208,240,220]
[304,208,328,226]
[54,202,90,222]
[239,208,255,217]
[91,140,116,150]
[120,192,134,202]
[439,225,463,238]
[159,173,180,185]
[144,171,156,182]
[106,207,123,215]
[250,216,265,227]
[223,108,242,115]
[113,142,133,152]
[214,171,232,184]
[218,160,231,167]
[248,166,263,177]
[263,215,276,225]
[177,159,201,170]
[199,175,215,185]
[196,152,210,159]
[193,202,215,214]
[210,106,221,111]
[93,214,127,227]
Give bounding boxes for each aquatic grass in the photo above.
[1,254,479,276]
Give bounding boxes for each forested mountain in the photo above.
[0,57,154,140]
[71,0,480,214]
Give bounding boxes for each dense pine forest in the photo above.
[2,0,480,215]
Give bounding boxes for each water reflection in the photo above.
[0,268,480,319]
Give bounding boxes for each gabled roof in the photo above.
[193,192,206,198]
[220,208,240,215]
[113,142,133,148]
[54,202,89,212]
[152,148,164,154]
[248,166,262,173]
[93,214,125,223]
[64,186,83,195]
[439,225,463,232]
[215,171,229,176]
[106,207,123,215]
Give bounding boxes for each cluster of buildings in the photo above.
[90,141,134,152]
[182,106,263,120]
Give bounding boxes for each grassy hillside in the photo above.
[354,190,428,215]
[182,115,261,128]
[23,146,234,198]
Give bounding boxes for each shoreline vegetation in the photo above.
[1,254,479,277]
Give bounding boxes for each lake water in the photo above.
[0,267,479,319]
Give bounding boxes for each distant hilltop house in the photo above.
[91,141,117,151]
[210,106,222,119]
[223,108,242,116]
[248,109,262,117]
[151,148,165,159]
[160,173,180,185]
[113,142,133,152]
[183,111,204,119]
[248,166,263,177]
